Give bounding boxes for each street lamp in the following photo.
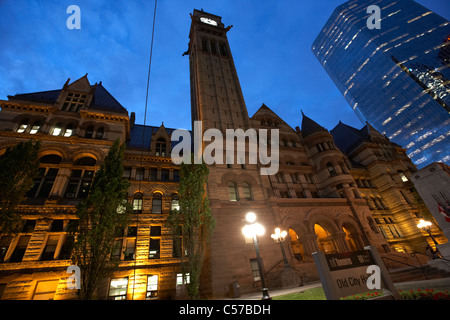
[417,219,439,246]
[271,228,291,269]
[242,212,271,300]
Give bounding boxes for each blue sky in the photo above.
[0,0,448,132]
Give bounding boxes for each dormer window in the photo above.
[155,138,166,157]
[63,92,87,112]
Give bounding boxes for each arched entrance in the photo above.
[314,224,336,254]
[288,229,305,262]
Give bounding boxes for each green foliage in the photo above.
[0,140,40,234]
[70,139,132,300]
[166,155,215,299]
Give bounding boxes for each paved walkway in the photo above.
[224,277,450,300]
[225,281,323,300]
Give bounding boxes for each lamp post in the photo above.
[271,228,290,269]
[242,212,271,300]
[417,219,439,246]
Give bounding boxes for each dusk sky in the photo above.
[0,0,448,133]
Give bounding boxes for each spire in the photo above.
[301,112,328,137]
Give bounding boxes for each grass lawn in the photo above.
[273,286,326,300]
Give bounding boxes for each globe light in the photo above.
[246,212,257,223]
[417,219,432,230]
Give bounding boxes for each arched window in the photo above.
[74,157,97,166]
[30,121,41,134]
[326,162,337,177]
[84,126,94,139]
[27,155,62,198]
[95,127,104,139]
[156,138,166,157]
[63,124,74,137]
[228,182,238,201]
[133,193,143,214]
[16,119,29,133]
[242,182,253,201]
[51,123,62,136]
[152,193,162,214]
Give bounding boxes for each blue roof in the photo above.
[8,84,127,114]
[127,124,190,150]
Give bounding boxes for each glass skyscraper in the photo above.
[312,0,450,168]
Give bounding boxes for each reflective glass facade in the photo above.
[312,0,450,168]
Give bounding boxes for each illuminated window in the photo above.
[63,124,74,137]
[30,121,41,134]
[32,280,59,300]
[171,194,180,211]
[149,226,161,259]
[176,273,190,285]
[51,123,62,136]
[133,193,143,214]
[108,278,128,300]
[146,275,158,299]
[398,170,408,182]
[16,120,29,133]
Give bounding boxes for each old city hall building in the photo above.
[0,10,445,299]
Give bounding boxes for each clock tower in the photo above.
[185,9,279,299]
[187,9,252,132]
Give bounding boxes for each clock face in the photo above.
[200,17,218,26]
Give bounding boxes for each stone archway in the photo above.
[314,223,337,254]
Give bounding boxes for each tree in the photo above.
[70,139,132,300]
[0,140,40,234]
[166,156,215,299]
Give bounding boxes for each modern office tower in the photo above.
[312,0,450,168]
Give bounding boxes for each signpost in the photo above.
[313,246,401,300]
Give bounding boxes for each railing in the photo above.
[381,251,430,280]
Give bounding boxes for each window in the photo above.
[32,280,59,300]
[219,43,227,56]
[10,235,31,262]
[63,124,74,137]
[201,38,208,52]
[152,193,162,214]
[123,167,131,179]
[30,121,41,134]
[173,226,183,258]
[51,123,62,136]
[155,138,166,157]
[161,169,169,182]
[146,275,158,299]
[171,194,180,211]
[135,167,144,181]
[27,167,59,198]
[108,278,128,300]
[210,40,217,54]
[64,169,94,199]
[149,168,157,181]
[242,183,253,200]
[95,127,104,139]
[250,259,261,281]
[124,238,136,261]
[173,170,180,182]
[228,182,238,201]
[133,193,143,214]
[16,119,29,133]
[327,162,337,177]
[40,236,59,261]
[149,238,160,259]
[63,92,86,112]
[397,170,408,182]
[84,126,94,139]
[176,273,190,285]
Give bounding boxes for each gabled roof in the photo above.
[7,79,127,115]
[127,124,185,150]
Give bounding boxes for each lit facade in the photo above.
[0,9,445,300]
[312,0,450,168]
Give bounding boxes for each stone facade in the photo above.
[0,9,446,300]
